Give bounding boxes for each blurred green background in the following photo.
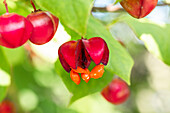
[0,0,170,113]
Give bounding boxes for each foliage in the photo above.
[0,0,169,113]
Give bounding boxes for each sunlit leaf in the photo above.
[85,16,133,84]
[55,60,114,105]
[35,0,94,36]
[124,17,170,65]
[55,16,134,104]
[0,87,7,102]
[0,69,11,86]
[0,47,10,102]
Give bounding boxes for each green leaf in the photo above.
[64,17,134,84]
[85,16,134,84]
[35,0,94,36]
[0,47,11,102]
[55,60,114,104]
[38,99,78,113]
[55,16,134,104]
[0,87,7,102]
[0,69,11,102]
[114,0,122,4]
[3,47,25,66]
[124,17,170,65]
[0,47,10,73]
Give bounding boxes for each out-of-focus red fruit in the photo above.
[0,13,33,48]
[27,11,59,45]
[0,100,15,113]
[120,0,158,18]
[101,78,130,105]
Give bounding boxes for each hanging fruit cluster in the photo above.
[0,0,59,48]
[58,37,109,85]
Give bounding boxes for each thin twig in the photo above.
[92,2,170,12]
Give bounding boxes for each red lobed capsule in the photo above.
[58,37,109,72]
[27,11,59,45]
[0,13,33,48]
[58,37,109,84]
[101,78,130,105]
[120,0,158,18]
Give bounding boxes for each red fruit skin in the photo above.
[101,78,130,105]
[58,40,79,72]
[0,13,33,48]
[0,100,15,113]
[27,11,59,45]
[58,37,109,72]
[82,37,109,65]
[77,40,91,69]
[120,0,158,18]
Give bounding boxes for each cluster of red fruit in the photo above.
[0,0,59,48]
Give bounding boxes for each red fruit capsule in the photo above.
[101,78,130,105]
[58,37,109,84]
[0,100,15,113]
[59,37,109,72]
[27,11,59,45]
[120,0,158,18]
[0,13,33,48]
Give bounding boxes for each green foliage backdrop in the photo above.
[0,0,170,113]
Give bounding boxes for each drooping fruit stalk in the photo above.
[30,0,37,12]
[3,0,9,13]
[27,0,59,45]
